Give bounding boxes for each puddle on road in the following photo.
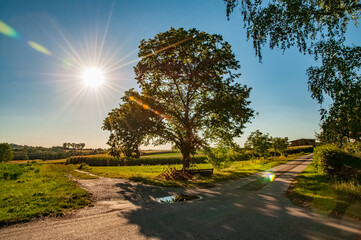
[157,194,202,204]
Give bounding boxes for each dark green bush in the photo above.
[66,156,207,166]
[313,144,360,174]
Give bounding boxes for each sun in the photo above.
[82,67,105,88]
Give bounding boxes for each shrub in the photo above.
[0,164,26,180]
[313,144,360,175]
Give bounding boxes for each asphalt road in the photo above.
[1,154,361,240]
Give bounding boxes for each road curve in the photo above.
[1,154,360,240]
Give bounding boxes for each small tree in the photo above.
[272,137,289,156]
[0,143,13,162]
[245,130,271,158]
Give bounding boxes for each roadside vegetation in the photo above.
[288,142,361,220]
[79,153,306,188]
[0,163,91,226]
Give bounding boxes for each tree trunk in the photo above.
[181,146,191,169]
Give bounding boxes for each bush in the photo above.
[66,156,207,166]
[204,145,251,169]
[0,164,26,180]
[313,144,360,175]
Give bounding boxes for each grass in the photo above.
[0,163,91,226]
[82,154,304,188]
[287,164,361,221]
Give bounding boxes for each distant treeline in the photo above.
[10,144,105,160]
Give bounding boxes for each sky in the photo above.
[0,0,360,149]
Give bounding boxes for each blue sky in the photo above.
[0,0,359,148]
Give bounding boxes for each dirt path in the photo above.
[1,154,360,240]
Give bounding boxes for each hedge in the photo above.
[285,146,314,155]
[313,144,361,174]
[66,156,208,166]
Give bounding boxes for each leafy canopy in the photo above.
[104,27,254,168]
[225,0,361,143]
[245,130,271,158]
[272,137,289,155]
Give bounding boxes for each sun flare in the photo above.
[82,67,105,88]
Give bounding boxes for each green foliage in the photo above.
[0,164,90,226]
[225,0,360,60]
[245,130,271,158]
[105,27,254,169]
[313,144,361,175]
[272,137,289,155]
[10,144,104,161]
[0,164,26,180]
[288,164,361,220]
[103,90,163,160]
[308,41,361,143]
[204,144,232,169]
[345,141,361,158]
[225,1,361,145]
[313,144,344,174]
[83,154,302,188]
[62,142,85,150]
[204,143,249,169]
[284,146,314,155]
[66,155,207,166]
[0,143,13,162]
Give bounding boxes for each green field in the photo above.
[1,152,306,225]
[288,164,361,220]
[0,163,91,226]
[82,154,304,187]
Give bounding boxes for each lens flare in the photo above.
[267,174,275,182]
[0,20,19,39]
[62,57,73,69]
[28,41,52,55]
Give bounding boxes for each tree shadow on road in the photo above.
[114,171,361,240]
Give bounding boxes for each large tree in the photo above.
[105,27,254,168]
[224,0,361,142]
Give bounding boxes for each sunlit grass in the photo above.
[83,154,303,188]
[288,164,361,220]
[0,163,91,226]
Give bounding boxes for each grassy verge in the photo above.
[82,153,304,188]
[0,163,91,226]
[287,164,361,221]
